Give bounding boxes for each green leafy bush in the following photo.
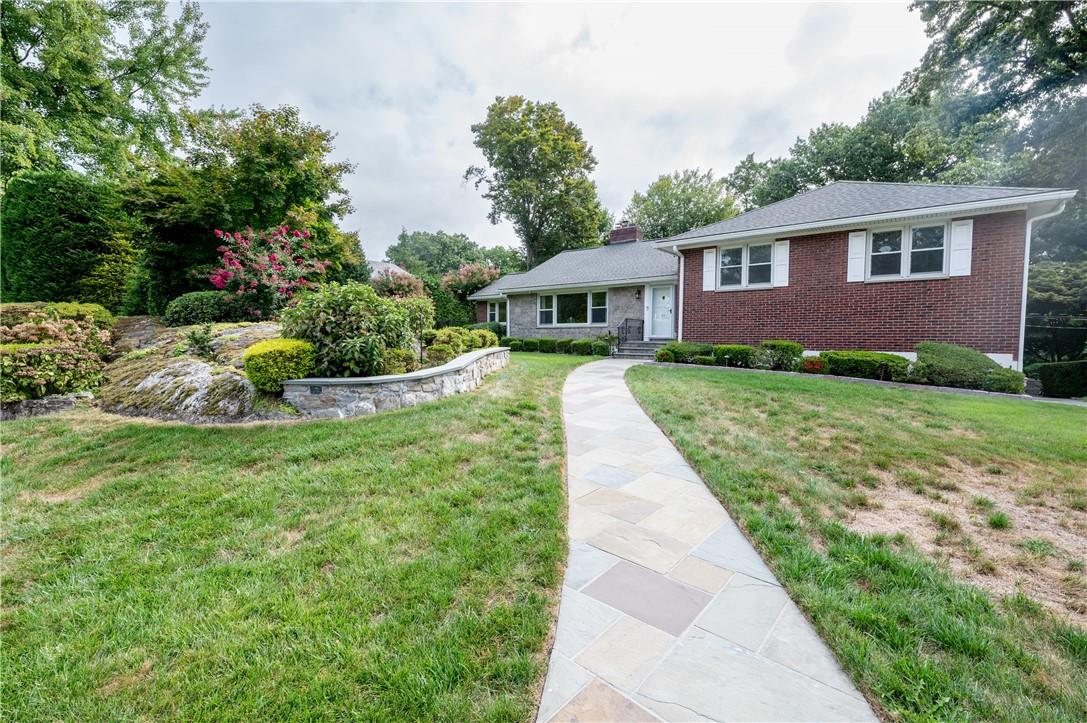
[712,344,755,368]
[0,342,104,402]
[1,302,114,328]
[164,291,243,326]
[538,338,557,353]
[692,354,715,365]
[659,341,713,363]
[507,339,523,352]
[336,336,386,377]
[591,340,610,356]
[912,342,1024,392]
[432,325,475,353]
[756,340,803,371]
[242,338,317,392]
[184,324,216,361]
[1036,360,1087,398]
[382,348,420,375]
[820,350,910,381]
[522,338,540,352]
[426,343,455,366]
[499,336,516,347]
[655,348,675,362]
[472,329,500,349]
[468,321,505,336]
[556,338,573,354]
[986,367,1027,394]
[571,339,593,355]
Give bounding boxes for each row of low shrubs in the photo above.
[655,339,1030,394]
[500,336,611,356]
[1035,359,1087,399]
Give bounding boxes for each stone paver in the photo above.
[538,358,876,723]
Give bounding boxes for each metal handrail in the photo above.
[617,318,643,344]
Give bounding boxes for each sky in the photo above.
[194,2,932,262]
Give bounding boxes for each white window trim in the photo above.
[866,221,950,282]
[716,241,775,291]
[487,300,507,324]
[536,289,609,327]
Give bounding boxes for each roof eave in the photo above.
[501,274,678,294]
[656,189,1079,249]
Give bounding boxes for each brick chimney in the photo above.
[608,221,644,245]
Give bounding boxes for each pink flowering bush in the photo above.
[0,312,112,359]
[371,269,426,298]
[440,263,501,301]
[209,226,330,318]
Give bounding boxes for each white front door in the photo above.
[650,285,674,338]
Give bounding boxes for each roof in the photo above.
[661,181,1076,246]
[470,240,677,298]
[467,273,527,300]
[370,260,414,278]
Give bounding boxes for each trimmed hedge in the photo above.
[571,339,593,355]
[659,341,713,364]
[242,338,316,393]
[508,339,523,351]
[655,348,675,363]
[820,350,909,381]
[539,338,557,353]
[522,338,540,352]
[591,340,610,356]
[556,338,573,354]
[692,355,715,365]
[164,291,241,327]
[425,343,455,365]
[0,342,104,402]
[499,336,516,347]
[712,344,755,368]
[467,321,505,336]
[1037,359,1087,398]
[912,342,1024,393]
[800,357,826,374]
[758,340,803,371]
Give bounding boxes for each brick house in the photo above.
[472,182,1075,368]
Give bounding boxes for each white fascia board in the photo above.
[656,190,1079,250]
[502,274,678,294]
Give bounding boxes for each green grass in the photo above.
[2,353,588,721]
[626,365,1087,722]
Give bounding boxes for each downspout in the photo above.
[659,245,684,341]
[1019,201,1067,370]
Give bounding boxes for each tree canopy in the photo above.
[386,229,523,278]
[465,96,609,267]
[624,169,738,239]
[0,0,209,187]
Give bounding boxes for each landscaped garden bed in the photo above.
[627,364,1087,721]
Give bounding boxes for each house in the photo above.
[473,182,1076,369]
[370,260,415,279]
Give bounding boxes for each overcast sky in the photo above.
[195,2,931,261]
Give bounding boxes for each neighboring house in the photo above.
[370,260,415,279]
[468,224,679,340]
[474,181,1076,368]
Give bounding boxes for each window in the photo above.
[868,223,947,279]
[719,242,773,288]
[487,301,506,323]
[537,290,608,325]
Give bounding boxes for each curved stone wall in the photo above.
[281,347,510,419]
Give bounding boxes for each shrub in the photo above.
[571,339,593,355]
[1036,359,1087,398]
[382,348,420,375]
[912,342,1024,392]
[440,263,501,301]
[423,276,470,328]
[800,357,827,374]
[472,329,500,349]
[556,338,573,354]
[538,338,557,353]
[469,321,505,336]
[425,343,455,366]
[820,350,909,381]
[522,338,540,352]
[0,312,112,359]
[712,344,755,368]
[591,340,610,356]
[660,341,713,364]
[0,342,104,402]
[164,291,243,326]
[242,338,317,392]
[756,340,803,371]
[1,302,114,329]
[371,269,426,298]
[507,339,524,352]
[499,336,516,347]
[985,367,1027,394]
[655,348,675,363]
[432,325,475,353]
[184,324,216,361]
[692,354,715,365]
[336,336,386,377]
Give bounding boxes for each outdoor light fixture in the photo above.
[634,289,641,300]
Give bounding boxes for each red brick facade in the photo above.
[680,210,1026,360]
[475,301,488,323]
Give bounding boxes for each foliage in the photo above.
[468,321,505,336]
[382,348,420,375]
[1,302,114,329]
[985,367,1028,394]
[507,339,523,352]
[712,344,756,368]
[0,0,208,186]
[163,291,242,327]
[800,357,827,374]
[242,338,316,393]
[386,229,524,277]
[912,342,1025,392]
[371,269,426,298]
[655,348,675,363]
[660,341,714,364]
[691,355,715,366]
[756,340,804,371]
[424,343,455,366]
[536,338,556,353]
[556,338,572,354]
[591,340,611,357]
[0,312,112,359]
[182,324,215,361]
[0,342,104,402]
[335,336,385,377]
[280,282,419,377]
[471,329,499,349]
[521,339,540,352]
[819,350,911,381]
[1,170,136,307]
[422,276,470,328]
[465,95,609,267]
[571,339,593,355]
[440,263,502,301]
[1037,360,1087,399]
[431,326,474,354]
[208,226,330,319]
[624,169,739,239]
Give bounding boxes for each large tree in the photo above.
[624,169,739,239]
[386,229,523,278]
[0,0,209,187]
[465,96,609,267]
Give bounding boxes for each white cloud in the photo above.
[194,1,929,260]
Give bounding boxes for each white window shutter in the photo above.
[772,240,790,287]
[702,248,716,291]
[949,219,973,277]
[847,231,866,282]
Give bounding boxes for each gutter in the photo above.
[1019,200,1069,370]
[659,245,684,340]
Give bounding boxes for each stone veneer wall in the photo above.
[282,347,509,419]
[507,285,650,339]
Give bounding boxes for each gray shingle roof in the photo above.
[665,181,1070,242]
[467,272,528,300]
[370,260,414,278]
[470,240,677,298]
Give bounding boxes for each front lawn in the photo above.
[2,353,586,721]
[626,366,1087,722]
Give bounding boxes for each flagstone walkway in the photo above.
[537,358,876,723]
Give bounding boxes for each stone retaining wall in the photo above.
[282,347,509,419]
[1,391,93,421]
